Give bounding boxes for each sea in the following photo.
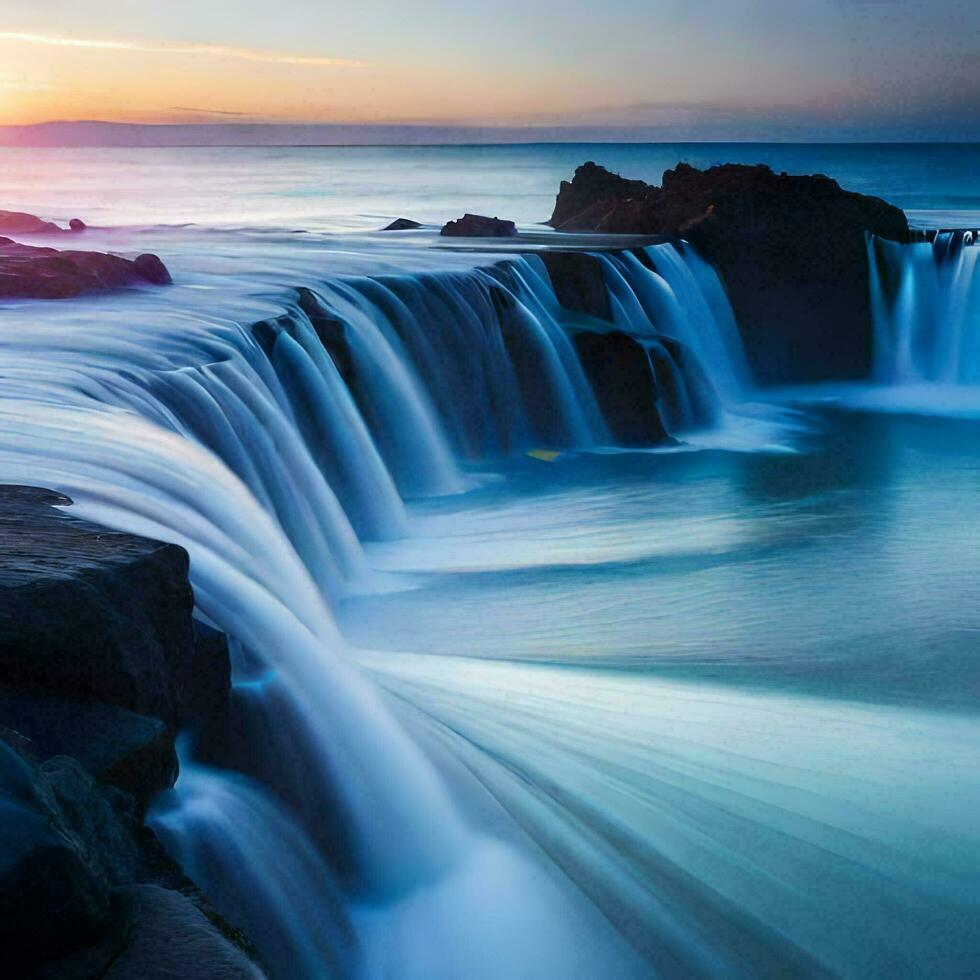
[1,142,979,978]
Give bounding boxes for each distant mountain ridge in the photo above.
[3,121,977,147]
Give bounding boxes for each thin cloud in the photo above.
[0,31,371,68]
[169,107,256,117]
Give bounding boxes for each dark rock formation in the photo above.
[0,485,258,976]
[549,161,910,382]
[0,486,204,730]
[0,482,234,798]
[382,217,422,231]
[0,210,68,235]
[0,239,172,299]
[69,218,87,232]
[574,331,672,445]
[539,251,612,321]
[0,741,261,978]
[97,885,264,979]
[0,692,176,812]
[132,252,172,285]
[441,213,518,238]
[294,288,357,388]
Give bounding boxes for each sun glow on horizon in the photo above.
[0,1,976,139]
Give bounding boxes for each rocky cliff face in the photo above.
[0,486,260,977]
[549,162,909,382]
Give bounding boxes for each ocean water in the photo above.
[1,142,979,232]
[1,143,979,977]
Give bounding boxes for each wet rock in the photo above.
[573,331,673,445]
[0,692,177,811]
[69,218,87,232]
[539,251,612,321]
[0,739,263,977]
[0,209,67,235]
[0,742,114,969]
[133,252,172,285]
[549,161,910,382]
[101,885,265,979]
[0,487,197,728]
[295,288,357,388]
[441,213,518,238]
[382,217,422,231]
[0,239,172,299]
[550,163,650,231]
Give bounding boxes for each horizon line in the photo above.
[1,120,977,147]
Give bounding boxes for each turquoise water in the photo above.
[1,144,979,976]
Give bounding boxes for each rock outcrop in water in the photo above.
[382,217,422,231]
[0,486,260,977]
[441,213,517,238]
[0,209,86,236]
[0,239,171,299]
[549,161,910,382]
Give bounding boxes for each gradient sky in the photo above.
[1,0,978,138]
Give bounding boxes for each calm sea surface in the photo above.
[1,142,979,232]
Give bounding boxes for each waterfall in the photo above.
[0,240,751,977]
[869,231,980,385]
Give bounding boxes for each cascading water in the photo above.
[869,231,980,385]
[0,239,751,978]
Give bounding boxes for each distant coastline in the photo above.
[2,121,979,148]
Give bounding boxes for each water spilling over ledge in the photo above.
[0,211,978,977]
[0,239,767,977]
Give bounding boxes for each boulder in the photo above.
[69,218,87,232]
[133,252,172,285]
[0,739,263,977]
[0,487,196,728]
[441,213,517,238]
[573,331,672,445]
[0,209,67,235]
[0,692,177,811]
[549,161,910,382]
[0,239,172,299]
[539,251,612,321]
[101,885,265,979]
[382,217,422,231]
[0,742,114,969]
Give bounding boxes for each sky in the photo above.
[0,0,978,140]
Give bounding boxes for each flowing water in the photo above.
[1,144,979,978]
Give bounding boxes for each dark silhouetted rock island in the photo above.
[441,214,518,238]
[382,217,423,231]
[0,238,172,299]
[549,161,909,382]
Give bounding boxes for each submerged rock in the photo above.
[549,161,910,382]
[0,239,172,299]
[382,217,422,231]
[441,213,518,238]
